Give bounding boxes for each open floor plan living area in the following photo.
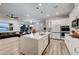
[0,3,79,55]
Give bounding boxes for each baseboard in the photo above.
[51,38,64,41]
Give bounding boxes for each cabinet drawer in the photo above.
[38,36,48,54]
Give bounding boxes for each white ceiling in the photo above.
[0,3,74,20]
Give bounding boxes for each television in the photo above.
[0,22,9,32]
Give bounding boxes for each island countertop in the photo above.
[21,32,50,40]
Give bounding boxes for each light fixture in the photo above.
[47,14,50,17]
[30,20,33,23]
[30,25,34,27]
[26,14,30,17]
[33,14,35,15]
[41,24,43,26]
[38,3,42,6]
[36,22,39,25]
[56,12,59,15]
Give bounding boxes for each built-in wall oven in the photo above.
[60,26,70,37]
[61,26,70,31]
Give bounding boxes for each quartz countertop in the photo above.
[21,32,49,40]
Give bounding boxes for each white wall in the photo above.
[46,17,70,31]
[69,5,79,32]
[0,14,20,31]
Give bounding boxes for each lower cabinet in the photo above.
[51,33,60,39]
[20,35,48,55]
[65,34,79,55]
[0,37,20,55]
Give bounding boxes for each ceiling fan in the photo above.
[6,14,19,19]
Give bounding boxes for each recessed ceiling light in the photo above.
[26,14,30,17]
[30,20,32,23]
[47,14,50,17]
[33,14,35,15]
[56,12,59,15]
[30,25,34,27]
[38,3,42,6]
[41,24,43,26]
[36,22,39,25]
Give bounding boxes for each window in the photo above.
[0,22,9,32]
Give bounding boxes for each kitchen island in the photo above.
[19,32,49,55]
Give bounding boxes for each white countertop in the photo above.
[21,32,49,40]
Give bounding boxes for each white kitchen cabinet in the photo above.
[19,33,49,55]
[50,24,61,39]
[65,34,79,55]
[0,37,20,55]
[51,33,60,39]
[51,25,60,32]
[65,34,74,54]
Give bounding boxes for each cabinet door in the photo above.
[51,25,60,32]
[65,35,74,54]
[56,33,60,39]
[51,33,56,39]
[51,33,60,39]
[38,36,48,54]
[51,25,60,39]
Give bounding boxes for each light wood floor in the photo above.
[42,39,70,55]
